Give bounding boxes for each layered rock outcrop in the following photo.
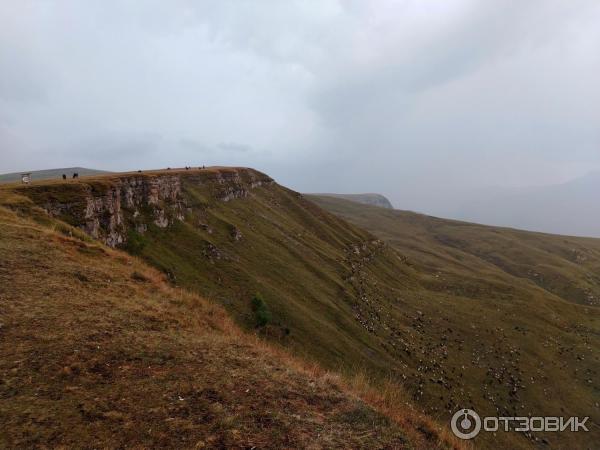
[24,168,272,247]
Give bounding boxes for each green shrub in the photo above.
[124,229,147,255]
[251,293,271,328]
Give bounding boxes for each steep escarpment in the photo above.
[15,168,273,247]
[12,168,414,380]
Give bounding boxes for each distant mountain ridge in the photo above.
[0,167,109,183]
[312,193,394,209]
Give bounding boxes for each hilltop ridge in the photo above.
[12,167,272,247]
[312,193,394,209]
[0,167,109,184]
[3,167,599,449]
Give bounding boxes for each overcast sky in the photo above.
[1,0,599,216]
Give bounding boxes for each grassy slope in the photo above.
[134,177,416,376]
[308,196,600,307]
[4,170,599,448]
[308,195,600,449]
[0,205,463,449]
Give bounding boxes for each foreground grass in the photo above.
[0,206,462,449]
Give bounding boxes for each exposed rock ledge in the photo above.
[22,168,272,247]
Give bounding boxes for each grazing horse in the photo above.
[62,174,66,180]
[72,173,79,179]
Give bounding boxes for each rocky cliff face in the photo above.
[22,168,273,247]
[81,175,184,246]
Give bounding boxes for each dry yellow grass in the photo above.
[0,205,466,449]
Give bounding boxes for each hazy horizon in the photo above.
[1,1,599,232]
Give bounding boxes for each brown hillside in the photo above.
[0,204,461,449]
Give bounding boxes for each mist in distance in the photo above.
[1,1,599,236]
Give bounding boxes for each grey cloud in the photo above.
[0,0,599,234]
